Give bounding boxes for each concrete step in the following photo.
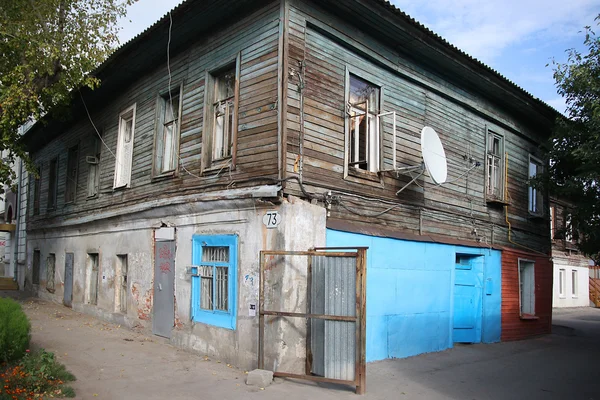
[0,277,19,290]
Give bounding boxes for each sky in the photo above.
[118,0,600,114]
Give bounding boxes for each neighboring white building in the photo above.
[550,200,591,308]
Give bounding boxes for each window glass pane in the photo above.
[162,122,175,172]
[215,70,235,101]
[123,118,133,143]
[200,265,213,310]
[164,95,179,123]
[349,75,379,112]
[202,246,229,262]
[215,266,229,311]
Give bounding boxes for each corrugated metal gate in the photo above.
[258,247,367,394]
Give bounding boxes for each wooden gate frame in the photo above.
[258,247,367,394]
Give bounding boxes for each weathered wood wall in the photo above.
[501,247,552,340]
[283,0,550,253]
[28,1,281,229]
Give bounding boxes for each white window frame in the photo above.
[344,68,382,177]
[528,155,544,216]
[558,268,566,297]
[201,54,241,173]
[571,270,578,297]
[153,85,183,177]
[485,128,505,201]
[518,259,535,316]
[114,104,137,189]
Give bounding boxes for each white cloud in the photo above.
[390,0,598,64]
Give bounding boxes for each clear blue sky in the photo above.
[118,0,600,114]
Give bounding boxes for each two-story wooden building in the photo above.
[22,0,557,370]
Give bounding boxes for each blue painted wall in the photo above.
[326,229,501,362]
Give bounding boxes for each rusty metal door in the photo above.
[258,247,367,394]
[63,253,74,307]
[153,240,175,338]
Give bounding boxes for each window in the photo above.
[572,270,578,297]
[87,253,99,305]
[32,250,40,285]
[47,157,58,210]
[114,104,136,188]
[33,166,41,215]
[550,206,555,239]
[346,73,380,173]
[46,253,56,293]
[87,133,102,198]
[528,156,544,215]
[519,260,535,316]
[116,255,128,313]
[202,57,240,171]
[191,235,238,330]
[559,268,565,297]
[485,130,504,200]
[565,213,573,243]
[65,145,79,203]
[154,87,182,176]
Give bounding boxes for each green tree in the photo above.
[547,15,600,264]
[0,0,133,190]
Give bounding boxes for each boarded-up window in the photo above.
[347,74,380,173]
[519,260,535,316]
[65,145,79,203]
[155,89,182,175]
[46,253,56,293]
[47,158,58,210]
[32,250,40,285]
[114,104,136,188]
[116,255,128,313]
[33,166,41,215]
[88,253,99,305]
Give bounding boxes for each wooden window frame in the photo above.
[65,144,79,204]
[527,155,544,217]
[343,67,384,184]
[484,127,506,203]
[518,259,536,317]
[152,84,184,179]
[87,130,102,198]
[32,165,41,215]
[201,54,241,174]
[114,104,137,189]
[47,157,59,210]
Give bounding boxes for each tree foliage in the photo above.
[0,0,133,190]
[547,15,600,263]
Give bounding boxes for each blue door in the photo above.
[453,255,483,343]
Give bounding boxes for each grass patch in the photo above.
[0,349,76,399]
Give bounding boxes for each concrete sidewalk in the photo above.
[4,293,600,399]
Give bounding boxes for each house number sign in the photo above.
[263,211,281,229]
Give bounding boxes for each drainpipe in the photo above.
[13,159,22,283]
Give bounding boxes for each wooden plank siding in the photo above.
[27,2,282,229]
[283,0,550,252]
[501,248,553,341]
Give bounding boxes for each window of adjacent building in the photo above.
[87,253,99,305]
[519,259,535,316]
[47,157,59,210]
[559,268,566,297]
[32,250,40,285]
[46,253,56,293]
[154,87,182,176]
[191,235,237,330]
[485,130,504,200]
[33,166,41,215]
[202,57,240,172]
[572,270,578,297]
[116,255,128,313]
[114,104,136,188]
[528,156,544,215]
[565,213,573,242]
[347,73,380,174]
[87,133,102,198]
[65,145,79,203]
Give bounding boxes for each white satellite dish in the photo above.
[421,126,447,184]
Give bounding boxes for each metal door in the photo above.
[453,255,483,343]
[64,253,74,307]
[153,240,175,338]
